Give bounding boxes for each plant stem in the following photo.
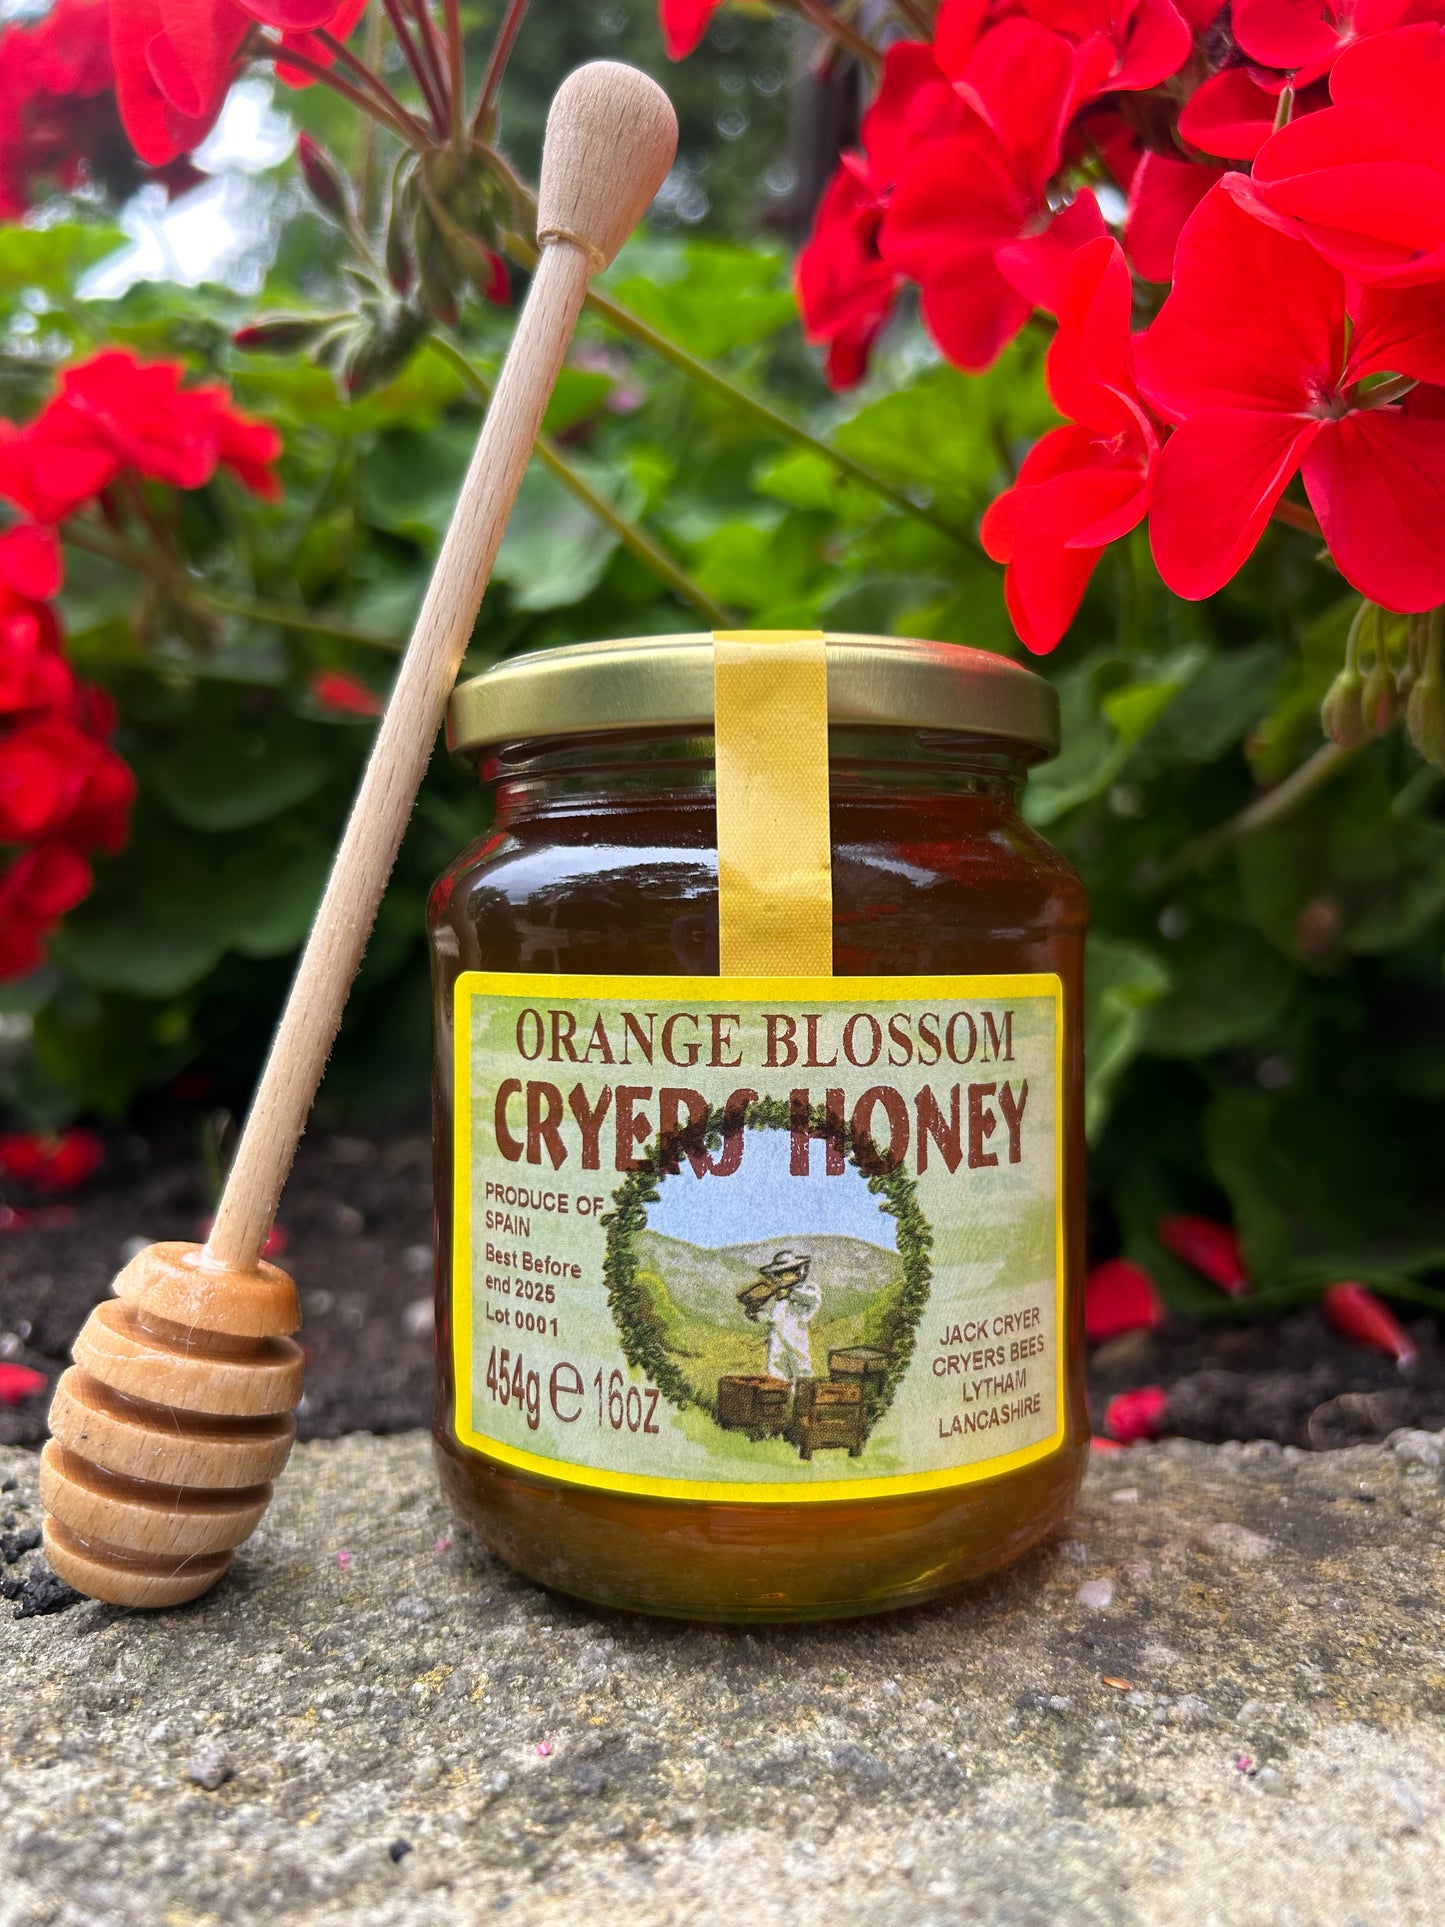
[792,0,883,68]
[474,0,531,135]
[429,331,737,625]
[270,37,428,148]
[443,0,466,150]
[380,0,449,135]
[356,5,387,217]
[1155,740,1361,880]
[588,280,980,550]
[891,0,933,32]
[62,521,408,651]
[1271,497,1322,538]
[188,588,406,651]
[313,25,430,140]
[489,215,979,551]
[405,0,453,127]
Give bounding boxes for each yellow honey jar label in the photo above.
[451,972,1066,1503]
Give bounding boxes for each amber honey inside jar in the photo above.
[429,632,1087,1621]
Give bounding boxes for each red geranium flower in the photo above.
[0,350,283,522]
[881,21,1108,371]
[1139,177,1445,610]
[0,715,134,852]
[658,0,725,58]
[797,42,970,387]
[1019,0,1195,95]
[1253,24,1445,285]
[0,843,93,921]
[0,1126,103,1190]
[1085,1256,1166,1341]
[1233,0,1427,87]
[1104,1384,1168,1441]
[0,525,62,603]
[0,0,115,216]
[1176,66,1282,159]
[112,0,368,167]
[1321,1282,1417,1364]
[0,1362,47,1404]
[1124,151,1225,280]
[311,669,383,717]
[1154,1208,1250,1293]
[981,237,1157,650]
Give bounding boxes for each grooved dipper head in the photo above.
[536,61,678,270]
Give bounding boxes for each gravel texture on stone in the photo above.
[3,1430,1445,1925]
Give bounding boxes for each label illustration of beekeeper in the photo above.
[737,1248,821,1383]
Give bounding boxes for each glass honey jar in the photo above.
[428,632,1087,1620]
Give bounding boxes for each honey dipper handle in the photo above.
[206,64,677,1273]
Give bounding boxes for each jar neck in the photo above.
[478,726,1033,824]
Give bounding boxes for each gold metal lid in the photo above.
[448,632,1058,761]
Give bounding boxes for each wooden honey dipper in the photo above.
[38,62,679,1610]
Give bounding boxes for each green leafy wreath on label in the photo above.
[601,1094,933,1447]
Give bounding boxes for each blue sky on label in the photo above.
[646,1128,898,1251]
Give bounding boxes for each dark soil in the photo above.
[1,1119,1442,1454]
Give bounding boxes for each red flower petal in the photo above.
[1155,1214,1250,1293]
[1301,409,1445,610]
[1124,152,1224,284]
[1104,1385,1168,1442]
[1,843,92,920]
[657,0,724,59]
[1085,1258,1165,1341]
[995,190,1109,311]
[1253,27,1445,283]
[1347,279,1445,388]
[862,39,970,183]
[1135,177,1348,421]
[110,0,238,164]
[1148,406,1319,599]
[954,20,1081,195]
[0,1127,102,1190]
[310,669,383,716]
[1177,68,1281,161]
[0,523,62,600]
[0,1363,47,1405]
[1321,1282,1417,1365]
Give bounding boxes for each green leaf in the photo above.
[833,341,1052,505]
[1139,641,1286,764]
[1084,934,1171,1140]
[1102,677,1186,747]
[491,462,623,612]
[1023,652,1132,827]
[1237,754,1445,960]
[1206,1087,1445,1290]
[224,844,332,958]
[360,421,475,544]
[1142,923,1294,1058]
[146,713,335,832]
[691,510,826,614]
[0,224,125,295]
[612,240,796,359]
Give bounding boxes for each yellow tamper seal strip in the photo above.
[712,630,833,976]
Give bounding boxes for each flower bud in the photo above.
[1360,656,1398,736]
[233,314,338,355]
[384,152,418,296]
[297,132,355,231]
[1406,661,1445,769]
[1320,663,1367,748]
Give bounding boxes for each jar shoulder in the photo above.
[429,792,1085,981]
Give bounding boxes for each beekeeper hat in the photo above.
[760,1248,811,1277]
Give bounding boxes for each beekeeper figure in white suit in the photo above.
[756,1249,821,1382]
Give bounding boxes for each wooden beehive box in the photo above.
[717,1374,792,1435]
